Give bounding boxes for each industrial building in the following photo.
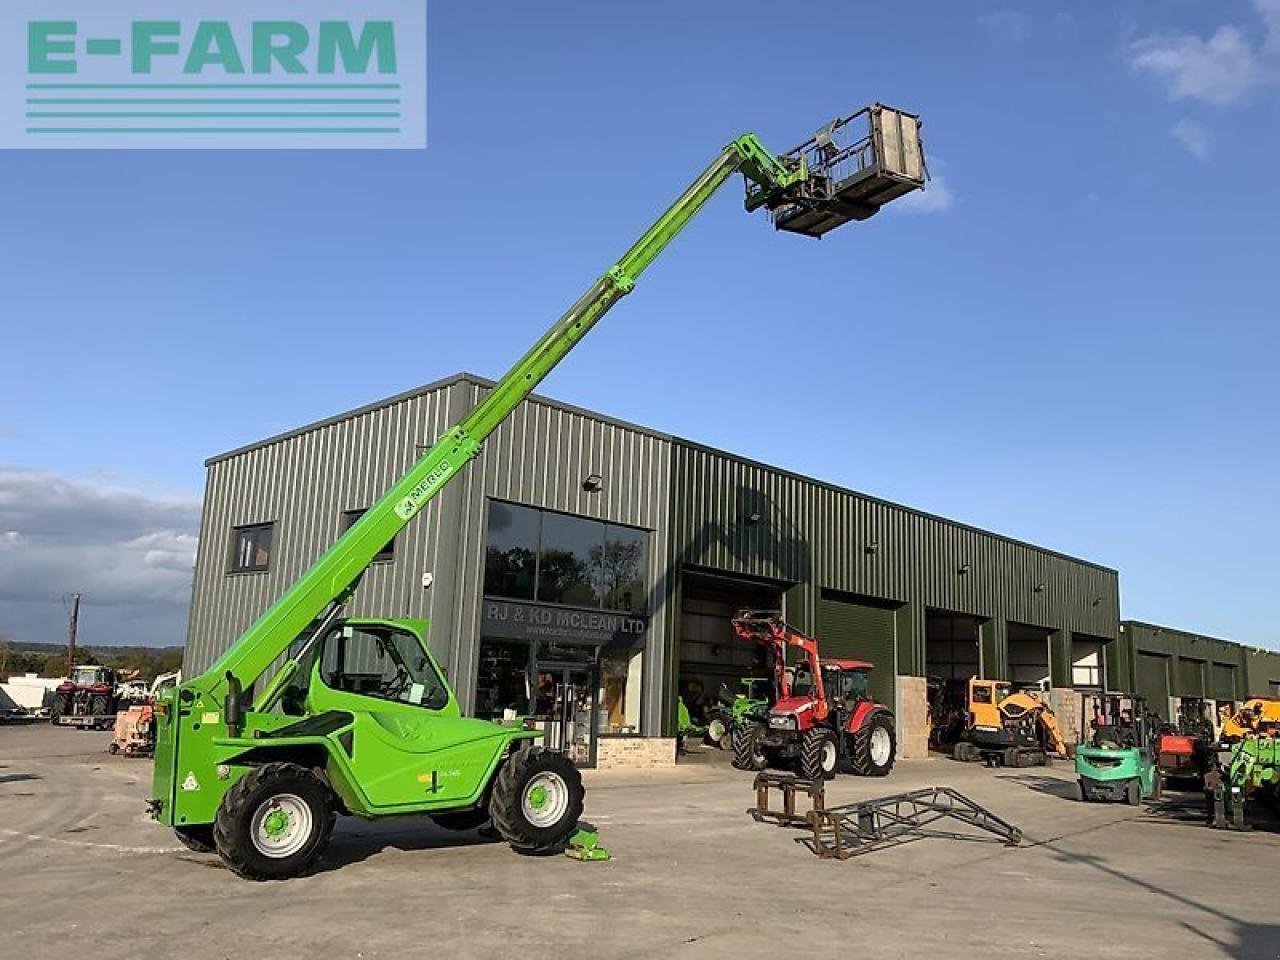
[183,373,1279,766]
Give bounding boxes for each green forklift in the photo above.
[147,105,928,879]
[1075,694,1162,805]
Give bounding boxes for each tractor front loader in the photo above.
[148,105,928,880]
[729,612,896,780]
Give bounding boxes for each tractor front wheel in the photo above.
[705,715,730,749]
[490,748,584,853]
[848,712,896,777]
[799,729,839,781]
[213,762,336,880]
[731,724,767,771]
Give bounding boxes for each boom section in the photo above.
[202,137,796,702]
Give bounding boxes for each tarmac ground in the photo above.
[1,722,1277,960]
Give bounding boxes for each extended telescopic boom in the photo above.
[201,105,926,706]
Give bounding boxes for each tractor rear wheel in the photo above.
[490,748,584,853]
[848,712,896,777]
[799,729,838,781]
[174,824,216,853]
[213,762,336,880]
[731,724,767,772]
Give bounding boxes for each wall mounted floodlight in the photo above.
[865,540,880,555]
[1034,582,1046,593]
[745,511,762,525]
[582,473,604,493]
[958,563,971,575]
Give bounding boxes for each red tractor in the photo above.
[50,665,120,730]
[728,611,896,780]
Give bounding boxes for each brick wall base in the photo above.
[595,737,676,770]
[895,675,930,760]
[1048,687,1081,748]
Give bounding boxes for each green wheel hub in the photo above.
[527,785,549,810]
[263,808,291,838]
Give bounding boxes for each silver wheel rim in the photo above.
[708,719,727,742]
[522,772,570,828]
[250,793,313,859]
[821,740,837,772]
[870,726,892,766]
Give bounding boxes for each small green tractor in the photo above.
[1075,694,1161,805]
[703,678,772,749]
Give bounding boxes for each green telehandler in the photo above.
[149,104,927,880]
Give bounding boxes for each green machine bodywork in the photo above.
[151,104,926,879]
[1217,735,1280,829]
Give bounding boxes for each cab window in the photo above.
[320,626,448,710]
[972,685,993,704]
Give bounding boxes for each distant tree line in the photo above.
[0,634,183,682]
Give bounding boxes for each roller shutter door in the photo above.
[1136,652,1171,721]
[1212,662,1237,701]
[818,595,896,710]
[1177,657,1206,698]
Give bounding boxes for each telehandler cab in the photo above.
[149,105,927,879]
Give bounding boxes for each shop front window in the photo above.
[538,511,601,607]
[483,500,649,613]
[599,524,647,613]
[600,647,643,735]
[475,639,532,721]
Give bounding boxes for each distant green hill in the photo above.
[1,640,184,681]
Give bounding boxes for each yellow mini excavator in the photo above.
[952,678,1068,768]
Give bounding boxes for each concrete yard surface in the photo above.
[1,724,1276,960]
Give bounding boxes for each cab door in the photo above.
[306,623,507,810]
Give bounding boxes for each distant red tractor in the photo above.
[50,665,121,730]
[728,611,896,780]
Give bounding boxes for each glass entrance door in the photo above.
[533,660,598,767]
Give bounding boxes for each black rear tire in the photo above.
[1125,779,1141,807]
[213,762,336,880]
[90,695,110,716]
[174,824,216,853]
[848,712,896,777]
[799,728,838,781]
[489,748,584,853]
[430,808,491,832]
[731,723,767,772]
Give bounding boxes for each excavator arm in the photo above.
[192,106,925,710]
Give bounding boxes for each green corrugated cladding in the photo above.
[662,442,1123,732]
[818,593,897,709]
[1118,621,1280,703]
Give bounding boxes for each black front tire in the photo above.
[848,712,896,777]
[1125,779,1141,807]
[174,824,216,853]
[799,728,838,781]
[489,748,584,853]
[213,762,336,881]
[731,724,767,772]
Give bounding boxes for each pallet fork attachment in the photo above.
[749,774,1022,859]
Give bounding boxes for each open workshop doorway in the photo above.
[677,569,787,740]
[925,610,982,750]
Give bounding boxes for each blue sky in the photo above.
[1,1,1277,649]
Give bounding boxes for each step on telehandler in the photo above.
[148,105,928,880]
[952,678,1067,768]
[729,611,896,779]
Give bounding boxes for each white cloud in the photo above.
[978,10,1031,44]
[1171,117,1211,159]
[1130,2,1280,106]
[894,174,955,215]
[0,465,200,647]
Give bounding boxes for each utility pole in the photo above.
[66,593,81,678]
